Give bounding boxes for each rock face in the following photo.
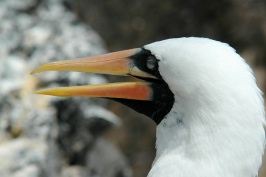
[0,0,131,176]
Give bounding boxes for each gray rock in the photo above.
[87,138,132,177]
[62,166,89,177]
[0,138,60,177]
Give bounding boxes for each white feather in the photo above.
[144,38,265,177]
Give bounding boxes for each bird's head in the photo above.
[31,37,263,126]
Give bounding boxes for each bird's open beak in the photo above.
[31,48,157,101]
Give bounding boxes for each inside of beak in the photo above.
[31,48,156,101]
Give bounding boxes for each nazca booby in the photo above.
[32,37,265,177]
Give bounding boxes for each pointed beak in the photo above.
[32,48,158,101]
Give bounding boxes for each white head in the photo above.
[144,38,265,177]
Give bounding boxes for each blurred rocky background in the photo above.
[0,0,131,177]
[0,0,265,177]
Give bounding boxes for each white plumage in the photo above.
[144,38,265,177]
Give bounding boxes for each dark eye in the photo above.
[147,56,157,70]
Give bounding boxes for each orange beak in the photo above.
[31,48,158,101]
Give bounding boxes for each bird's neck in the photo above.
[148,98,264,177]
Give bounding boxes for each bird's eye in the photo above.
[146,56,157,70]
